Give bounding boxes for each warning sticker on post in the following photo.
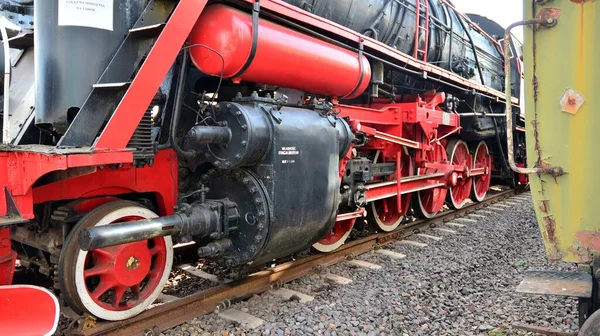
[58,0,114,31]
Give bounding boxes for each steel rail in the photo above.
[75,189,517,336]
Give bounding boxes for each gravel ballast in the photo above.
[163,194,578,335]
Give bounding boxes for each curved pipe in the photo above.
[170,51,196,160]
[504,19,563,176]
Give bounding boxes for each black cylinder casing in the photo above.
[199,101,353,265]
[34,0,145,132]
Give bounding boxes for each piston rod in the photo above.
[79,203,224,251]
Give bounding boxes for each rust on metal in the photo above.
[516,271,593,298]
[538,200,549,213]
[542,215,563,260]
[504,19,563,177]
[570,0,593,3]
[559,88,585,114]
[575,231,600,251]
[543,216,556,242]
[569,243,592,263]
[513,323,577,336]
[536,8,562,27]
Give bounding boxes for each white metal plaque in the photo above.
[58,0,114,31]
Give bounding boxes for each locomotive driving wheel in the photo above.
[312,218,356,253]
[446,140,473,209]
[413,143,448,219]
[58,201,173,321]
[471,141,492,202]
[367,148,413,232]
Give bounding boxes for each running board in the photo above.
[517,271,593,298]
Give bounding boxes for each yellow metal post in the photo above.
[524,0,600,263]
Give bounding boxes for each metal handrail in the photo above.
[503,19,563,176]
[1,21,10,144]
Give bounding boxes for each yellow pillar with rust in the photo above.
[524,0,599,263]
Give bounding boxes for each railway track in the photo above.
[71,189,518,336]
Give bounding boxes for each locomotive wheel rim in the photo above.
[415,144,448,219]
[60,201,173,321]
[447,140,473,209]
[312,218,356,253]
[368,148,413,232]
[471,141,492,202]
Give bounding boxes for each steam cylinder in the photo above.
[34,1,146,133]
[189,5,372,99]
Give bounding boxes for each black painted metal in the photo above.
[187,126,232,145]
[195,98,353,265]
[55,0,175,147]
[282,0,505,91]
[468,13,522,97]
[79,201,227,251]
[127,92,162,165]
[34,0,146,134]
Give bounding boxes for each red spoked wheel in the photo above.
[446,140,473,209]
[471,141,492,202]
[367,148,413,232]
[312,218,356,253]
[413,143,448,219]
[59,201,173,321]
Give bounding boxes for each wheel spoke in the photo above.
[84,263,111,278]
[131,283,141,298]
[149,245,162,256]
[90,277,115,300]
[112,286,128,308]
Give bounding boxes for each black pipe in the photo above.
[492,117,511,178]
[455,10,485,85]
[79,215,184,251]
[187,126,232,145]
[79,203,222,251]
[170,51,195,160]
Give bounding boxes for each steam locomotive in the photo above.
[0,0,525,321]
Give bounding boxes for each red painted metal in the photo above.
[84,232,167,311]
[189,4,371,99]
[94,0,209,150]
[0,150,133,220]
[336,208,366,222]
[316,218,356,247]
[238,0,517,104]
[0,149,177,287]
[0,228,16,285]
[33,150,179,216]
[414,0,430,61]
[447,141,473,209]
[472,142,492,200]
[416,143,449,216]
[517,163,529,185]
[364,173,450,203]
[0,285,59,336]
[340,93,463,213]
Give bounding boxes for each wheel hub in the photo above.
[101,242,152,287]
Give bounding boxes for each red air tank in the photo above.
[188,5,371,99]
